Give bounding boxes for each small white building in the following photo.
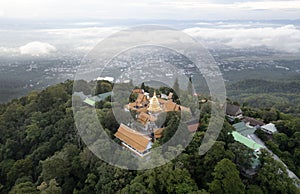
[95,76,114,82]
[160,93,168,99]
[261,123,278,134]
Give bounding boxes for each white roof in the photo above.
[261,123,277,133]
[95,76,114,82]
[160,94,168,99]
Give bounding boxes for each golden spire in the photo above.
[147,91,162,113]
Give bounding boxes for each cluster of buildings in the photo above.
[225,103,278,136]
[114,89,198,158]
[225,103,278,170]
[74,87,279,161]
[75,88,279,161]
[113,99,279,159]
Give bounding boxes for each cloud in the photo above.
[184,25,300,53]
[39,27,123,53]
[75,46,94,51]
[163,0,300,10]
[1,22,300,56]
[40,27,122,39]
[235,1,300,10]
[0,0,300,20]
[0,46,18,53]
[19,41,57,56]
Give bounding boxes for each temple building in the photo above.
[164,100,180,112]
[114,124,152,157]
[154,128,165,139]
[115,88,192,157]
[126,89,191,114]
[137,112,157,126]
[147,91,162,113]
[126,93,149,111]
[136,93,148,106]
[132,88,144,94]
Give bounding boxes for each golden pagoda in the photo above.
[147,91,162,113]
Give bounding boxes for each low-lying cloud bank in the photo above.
[19,41,57,56]
[184,25,300,53]
[40,27,122,52]
[0,24,299,57]
[0,41,57,56]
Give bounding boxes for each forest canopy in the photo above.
[0,80,299,193]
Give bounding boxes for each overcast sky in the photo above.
[0,0,300,20]
[0,0,300,56]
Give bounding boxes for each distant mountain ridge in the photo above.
[227,79,300,95]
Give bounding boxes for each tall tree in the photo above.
[187,76,193,95]
[228,142,254,171]
[73,80,91,95]
[208,158,245,194]
[122,163,198,194]
[40,179,62,194]
[141,82,146,91]
[9,181,38,194]
[203,141,233,183]
[255,150,298,194]
[173,78,180,97]
[95,81,112,95]
[41,156,69,185]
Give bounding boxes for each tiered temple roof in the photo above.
[136,93,148,105]
[132,88,144,94]
[154,128,165,139]
[164,100,180,112]
[137,112,156,126]
[116,89,197,157]
[147,91,162,113]
[115,124,152,154]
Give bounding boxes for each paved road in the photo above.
[248,134,267,148]
[248,134,300,187]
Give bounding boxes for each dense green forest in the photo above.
[0,80,299,193]
[227,78,300,116]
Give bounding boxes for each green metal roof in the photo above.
[84,98,96,106]
[97,91,112,100]
[83,92,112,107]
[91,96,102,101]
[233,122,247,131]
[232,131,263,150]
[233,122,257,136]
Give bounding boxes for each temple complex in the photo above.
[114,88,193,157]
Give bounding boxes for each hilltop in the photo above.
[0,80,299,193]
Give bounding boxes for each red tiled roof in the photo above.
[115,124,151,153]
[136,93,148,104]
[187,123,199,132]
[137,112,156,125]
[154,128,165,139]
[132,89,143,94]
[164,100,180,112]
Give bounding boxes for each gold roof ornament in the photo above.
[147,91,162,113]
